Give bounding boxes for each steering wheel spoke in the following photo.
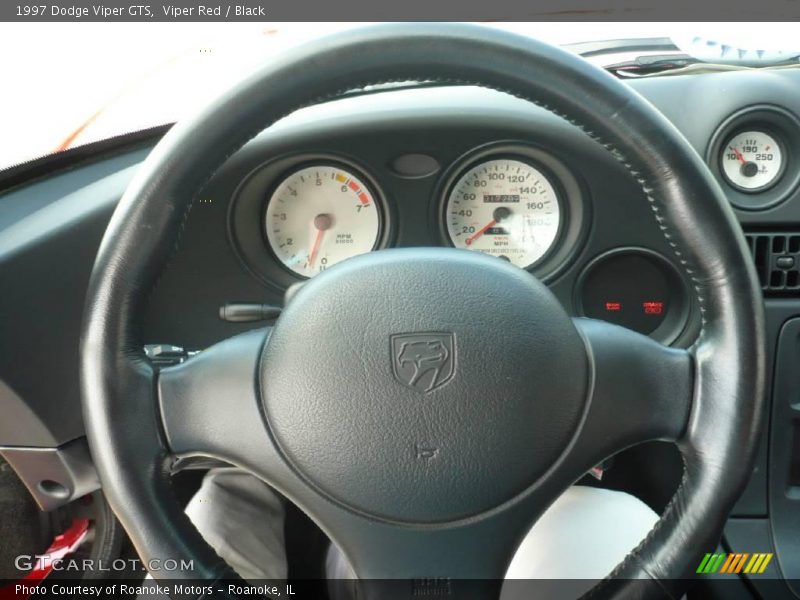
[157,329,300,490]
[570,318,694,465]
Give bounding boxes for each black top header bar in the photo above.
[3,0,800,21]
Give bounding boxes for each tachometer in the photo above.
[444,158,561,269]
[265,164,382,278]
[721,130,784,192]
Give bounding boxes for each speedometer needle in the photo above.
[307,213,333,269]
[464,207,511,246]
[465,219,497,246]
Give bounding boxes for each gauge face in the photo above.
[576,249,689,343]
[445,158,561,268]
[265,165,382,278]
[580,252,674,336]
[721,130,784,192]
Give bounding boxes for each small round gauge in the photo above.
[576,248,689,343]
[444,158,561,269]
[265,164,382,278]
[721,130,784,192]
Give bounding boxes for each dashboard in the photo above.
[4,62,800,597]
[168,72,795,352]
[129,68,774,349]
[128,73,794,354]
[238,102,800,283]
[149,83,721,352]
[4,68,800,446]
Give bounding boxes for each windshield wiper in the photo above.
[564,37,679,58]
[565,37,800,77]
[604,53,701,76]
[604,53,800,78]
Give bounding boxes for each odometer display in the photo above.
[265,165,381,278]
[444,158,561,269]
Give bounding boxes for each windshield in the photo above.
[2,22,799,171]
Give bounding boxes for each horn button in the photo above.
[261,248,589,523]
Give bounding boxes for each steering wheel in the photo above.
[80,23,766,599]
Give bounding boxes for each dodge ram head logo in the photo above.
[390,333,455,393]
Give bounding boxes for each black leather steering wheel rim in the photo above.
[80,23,766,599]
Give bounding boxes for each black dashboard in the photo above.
[142,71,800,353]
[146,84,699,351]
[4,66,800,593]
[6,69,800,438]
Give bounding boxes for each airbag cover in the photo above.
[260,248,588,523]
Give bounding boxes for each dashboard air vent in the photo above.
[745,232,800,294]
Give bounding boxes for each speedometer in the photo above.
[265,164,382,278]
[444,158,561,269]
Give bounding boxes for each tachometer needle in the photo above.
[307,213,333,269]
[307,230,324,269]
[465,219,497,246]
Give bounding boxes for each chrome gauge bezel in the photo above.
[436,142,589,282]
[573,247,692,345]
[229,154,391,291]
[707,105,800,210]
[719,129,786,194]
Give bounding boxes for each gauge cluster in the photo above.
[226,137,691,343]
[231,143,589,289]
[223,112,693,346]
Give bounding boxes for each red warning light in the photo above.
[643,301,664,315]
[605,302,622,312]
